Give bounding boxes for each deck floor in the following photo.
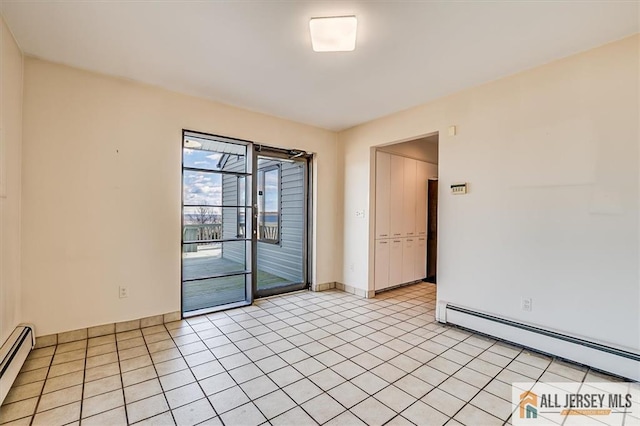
[182,249,296,313]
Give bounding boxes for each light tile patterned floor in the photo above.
[0,283,629,426]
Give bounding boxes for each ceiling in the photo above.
[2,1,638,131]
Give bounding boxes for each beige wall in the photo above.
[0,17,23,344]
[10,22,640,368]
[339,35,639,353]
[378,136,439,164]
[21,58,338,336]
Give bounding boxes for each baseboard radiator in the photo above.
[0,325,36,404]
[437,302,640,381]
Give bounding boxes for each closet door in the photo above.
[389,239,403,286]
[374,240,390,290]
[375,152,391,239]
[415,161,428,236]
[389,156,404,238]
[402,238,416,283]
[403,158,416,236]
[415,236,427,281]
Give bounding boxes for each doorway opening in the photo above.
[181,131,311,316]
[255,148,309,298]
[372,133,438,292]
[427,178,438,283]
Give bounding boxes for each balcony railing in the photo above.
[183,224,222,252]
[183,223,279,253]
[260,225,278,241]
[235,224,279,241]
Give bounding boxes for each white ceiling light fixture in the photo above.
[309,15,357,52]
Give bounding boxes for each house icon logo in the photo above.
[520,391,538,419]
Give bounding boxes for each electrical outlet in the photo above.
[355,210,365,219]
[119,286,128,299]
[521,297,532,312]
[349,263,355,272]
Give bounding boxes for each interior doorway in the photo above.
[373,133,438,292]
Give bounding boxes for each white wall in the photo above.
[0,16,23,344]
[21,58,338,336]
[339,35,639,353]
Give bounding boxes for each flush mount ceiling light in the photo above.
[309,15,357,52]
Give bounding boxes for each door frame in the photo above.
[181,130,312,317]
[368,131,439,294]
[252,144,312,299]
[181,130,255,317]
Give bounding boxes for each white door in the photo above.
[389,156,404,238]
[374,240,390,290]
[389,239,403,286]
[415,161,428,236]
[415,237,427,281]
[403,158,417,237]
[402,238,416,283]
[375,152,391,239]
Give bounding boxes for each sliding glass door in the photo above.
[254,150,309,298]
[181,132,254,315]
[181,132,311,316]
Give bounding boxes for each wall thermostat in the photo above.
[451,183,468,195]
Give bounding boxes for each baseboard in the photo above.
[311,282,336,292]
[375,280,424,294]
[335,282,375,298]
[440,302,640,381]
[35,311,182,348]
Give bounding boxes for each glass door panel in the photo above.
[182,131,311,314]
[181,132,253,316]
[254,153,309,297]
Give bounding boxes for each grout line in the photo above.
[6,284,610,426]
[206,317,300,423]
[113,330,131,426]
[4,286,421,426]
[384,333,508,425]
[77,338,89,425]
[138,324,180,425]
[208,295,358,423]
[160,322,220,425]
[28,348,56,425]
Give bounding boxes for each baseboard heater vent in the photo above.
[0,325,35,405]
[438,303,640,381]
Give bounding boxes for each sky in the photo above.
[183,147,279,212]
[183,148,223,206]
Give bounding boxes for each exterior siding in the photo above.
[222,157,306,284]
[222,157,245,264]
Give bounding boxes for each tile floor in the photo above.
[0,283,630,426]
